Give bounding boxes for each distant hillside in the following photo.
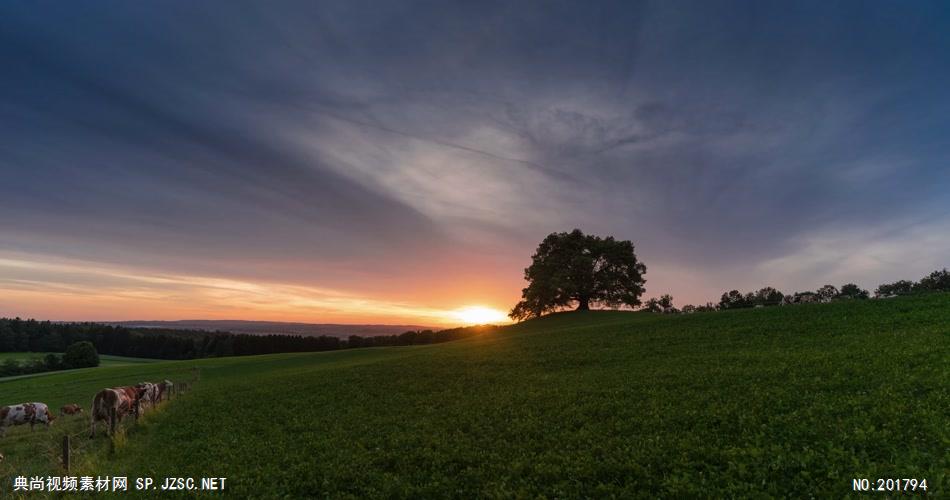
[3,294,946,496]
[107,319,437,338]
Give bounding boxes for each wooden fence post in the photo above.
[62,435,70,472]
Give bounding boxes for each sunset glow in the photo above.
[3,2,950,328]
[0,253,511,327]
[451,306,509,325]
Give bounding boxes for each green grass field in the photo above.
[1,294,948,498]
[0,353,161,367]
[0,354,162,383]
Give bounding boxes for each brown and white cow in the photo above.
[0,403,56,436]
[60,404,83,416]
[89,386,146,438]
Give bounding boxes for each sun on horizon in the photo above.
[451,306,509,325]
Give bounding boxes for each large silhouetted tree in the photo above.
[509,229,647,321]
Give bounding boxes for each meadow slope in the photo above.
[0,354,162,383]
[0,353,161,367]
[1,294,948,498]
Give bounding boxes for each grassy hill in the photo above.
[1,294,948,497]
[0,354,162,383]
[0,353,161,367]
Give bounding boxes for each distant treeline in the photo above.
[0,318,496,361]
[643,268,950,313]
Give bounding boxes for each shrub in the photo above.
[874,280,915,298]
[839,283,869,299]
[62,341,100,369]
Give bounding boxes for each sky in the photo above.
[2,1,950,326]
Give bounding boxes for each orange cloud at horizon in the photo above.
[0,255,515,327]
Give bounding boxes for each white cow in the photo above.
[0,402,55,436]
[135,382,161,411]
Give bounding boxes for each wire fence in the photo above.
[57,368,200,472]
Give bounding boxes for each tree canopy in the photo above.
[719,290,753,309]
[644,294,677,313]
[839,283,869,299]
[62,340,100,369]
[874,280,916,297]
[509,229,646,321]
[917,268,950,292]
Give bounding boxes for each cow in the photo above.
[60,404,83,416]
[135,382,160,411]
[0,403,56,436]
[90,386,146,438]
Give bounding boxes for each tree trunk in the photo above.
[576,298,590,311]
